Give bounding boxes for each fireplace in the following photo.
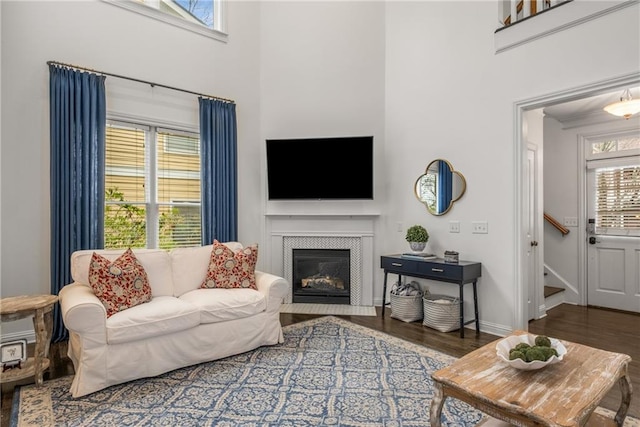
[269,216,377,306]
[292,249,350,304]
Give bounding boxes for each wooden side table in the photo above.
[430,330,632,426]
[0,294,58,387]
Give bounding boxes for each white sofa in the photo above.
[58,242,289,397]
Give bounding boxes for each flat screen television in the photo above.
[266,136,374,200]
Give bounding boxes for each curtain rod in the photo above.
[47,60,235,104]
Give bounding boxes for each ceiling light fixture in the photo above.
[603,88,640,119]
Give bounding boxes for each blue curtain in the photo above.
[49,64,106,342]
[199,98,238,244]
[437,160,453,213]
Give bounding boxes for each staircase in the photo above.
[544,265,565,310]
[542,214,568,311]
[544,285,565,310]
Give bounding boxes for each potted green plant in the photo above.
[405,224,429,252]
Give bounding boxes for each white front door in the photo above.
[585,133,640,314]
[586,232,639,312]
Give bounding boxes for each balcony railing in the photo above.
[499,0,570,28]
[493,0,633,53]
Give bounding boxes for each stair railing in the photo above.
[544,212,570,236]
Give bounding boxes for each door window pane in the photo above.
[595,165,640,236]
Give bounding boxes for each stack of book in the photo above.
[401,252,437,261]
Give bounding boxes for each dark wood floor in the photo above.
[2,303,638,425]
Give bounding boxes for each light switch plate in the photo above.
[472,221,488,234]
[449,221,460,233]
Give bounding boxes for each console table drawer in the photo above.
[416,262,462,280]
[380,257,419,274]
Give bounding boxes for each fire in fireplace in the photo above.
[292,249,350,304]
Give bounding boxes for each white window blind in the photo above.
[105,121,201,249]
[594,165,640,236]
[156,129,201,249]
[105,123,148,249]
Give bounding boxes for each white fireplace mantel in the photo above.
[265,212,380,219]
[265,213,379,306]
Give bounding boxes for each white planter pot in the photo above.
[409,242,426,252]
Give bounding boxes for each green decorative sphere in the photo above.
[405,225,429,243]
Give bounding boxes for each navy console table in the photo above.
[381,255,481,338]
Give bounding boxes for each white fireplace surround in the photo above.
[266,214,377,306]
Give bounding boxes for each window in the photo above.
[586,132,640,237]
[593,165,640,235]
[105,121,202,249]
[102,0,226,41]
[590,136,640,154]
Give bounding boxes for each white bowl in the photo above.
[496,334,567,371]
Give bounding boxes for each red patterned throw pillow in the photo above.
[88,248,152,317]
[201,240,258,290]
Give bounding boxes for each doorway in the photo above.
[514,73,640,331]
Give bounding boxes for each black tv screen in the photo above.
[266,136,374,200]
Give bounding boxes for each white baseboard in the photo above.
[281,304,377,316]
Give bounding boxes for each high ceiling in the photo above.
[543,86,640,125]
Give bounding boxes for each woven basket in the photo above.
[422,294,460,332]
[390,293,424,323]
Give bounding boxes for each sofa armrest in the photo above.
[59,283,108,345]
[255,271,289,311]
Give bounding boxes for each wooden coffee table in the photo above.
[430,330,632,427]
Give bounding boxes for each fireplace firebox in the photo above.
[292,249,350,304]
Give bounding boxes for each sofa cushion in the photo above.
[89,249,152,318]
[71,249,174,297]
[170,242,244,297]
[106,296,201,344]
[201,240,258,290]
[179,288,266,323]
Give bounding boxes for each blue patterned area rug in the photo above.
[12,316,486,426]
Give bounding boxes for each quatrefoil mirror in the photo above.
[414,159,466,216]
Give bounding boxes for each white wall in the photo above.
[0,0,3,307]
[543,115,640,305]
[259,0,386,217]
[0,0,261,337]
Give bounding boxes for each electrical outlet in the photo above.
[449,221,460,233]
[397,222,403,232]
[563,217,578,227]
[472,221,488,234]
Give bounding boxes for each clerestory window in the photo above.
[105,120,202,249]
[102,0,226,41]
